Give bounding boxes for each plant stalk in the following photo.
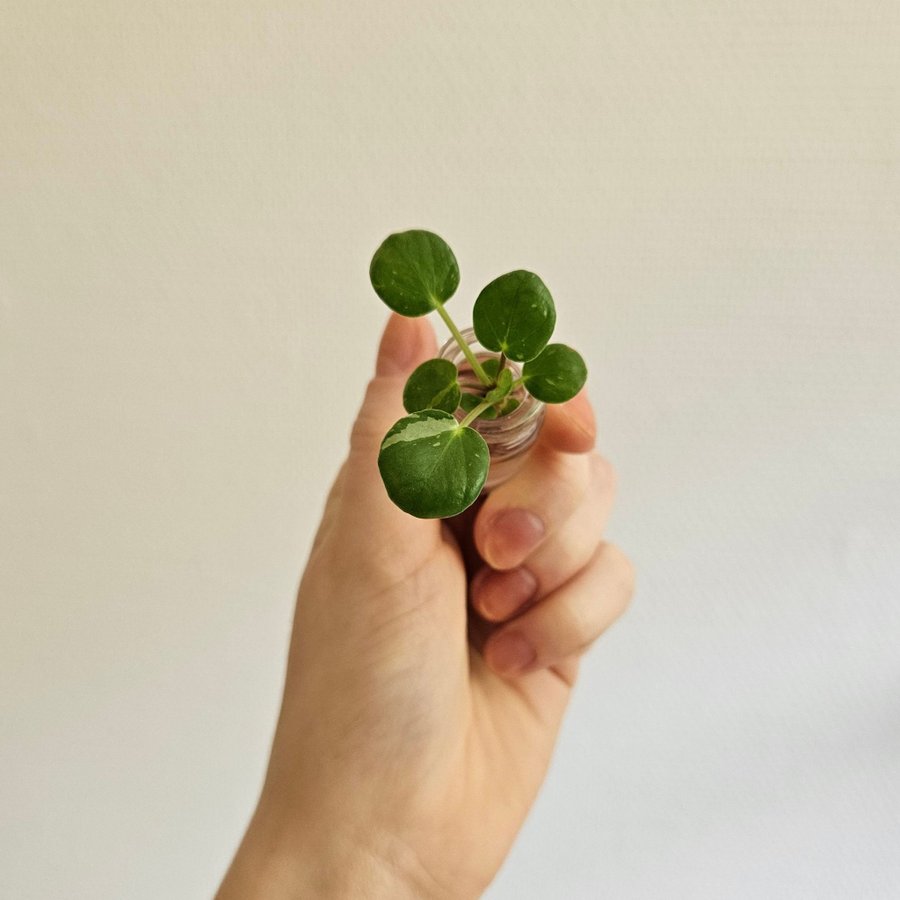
[433,301,492,386]
[459,398,497,428]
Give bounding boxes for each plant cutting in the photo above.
[370,229,587,519]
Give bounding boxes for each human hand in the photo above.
[217,313,634,899]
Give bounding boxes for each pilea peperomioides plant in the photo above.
[370,229,587,519]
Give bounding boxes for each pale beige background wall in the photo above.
[2,2,898,898]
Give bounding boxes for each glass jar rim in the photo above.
[437,327,545,436]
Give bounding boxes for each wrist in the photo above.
[217,800,425,900]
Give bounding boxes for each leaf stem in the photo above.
[459,398,497,428]
[433,301,492,386]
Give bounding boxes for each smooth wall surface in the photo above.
[2,3,898,898]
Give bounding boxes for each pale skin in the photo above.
[217,313,635,899]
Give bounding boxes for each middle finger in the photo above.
[472,453,615,622]
[473,443,592,571]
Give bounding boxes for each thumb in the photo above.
[350,312,439,455]
[374,311,439,380]
[336,313,440,547]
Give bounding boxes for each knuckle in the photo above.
[591,453,617,497]
[565,599,595,645]
[542,605,594,662]
[348,421,377,457]
[348,377,397,454]
[604,543,636,603]
[552,451,593,510]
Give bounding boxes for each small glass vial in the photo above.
[439,328,545,490]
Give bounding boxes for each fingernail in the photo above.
[484,509,545,569]
[489,631,536,676]
[477,567,538,621]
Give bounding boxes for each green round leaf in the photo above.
[484,367,513,404]
[522,343,587,403]
[460,392,498,420]
[472,270,556,361]
[369,230,460,317]
[497,396,520,417]
[480,357,502,381]
[378,410,489,518]
[403,359,461,414]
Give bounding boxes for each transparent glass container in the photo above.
[439,328,546,490]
